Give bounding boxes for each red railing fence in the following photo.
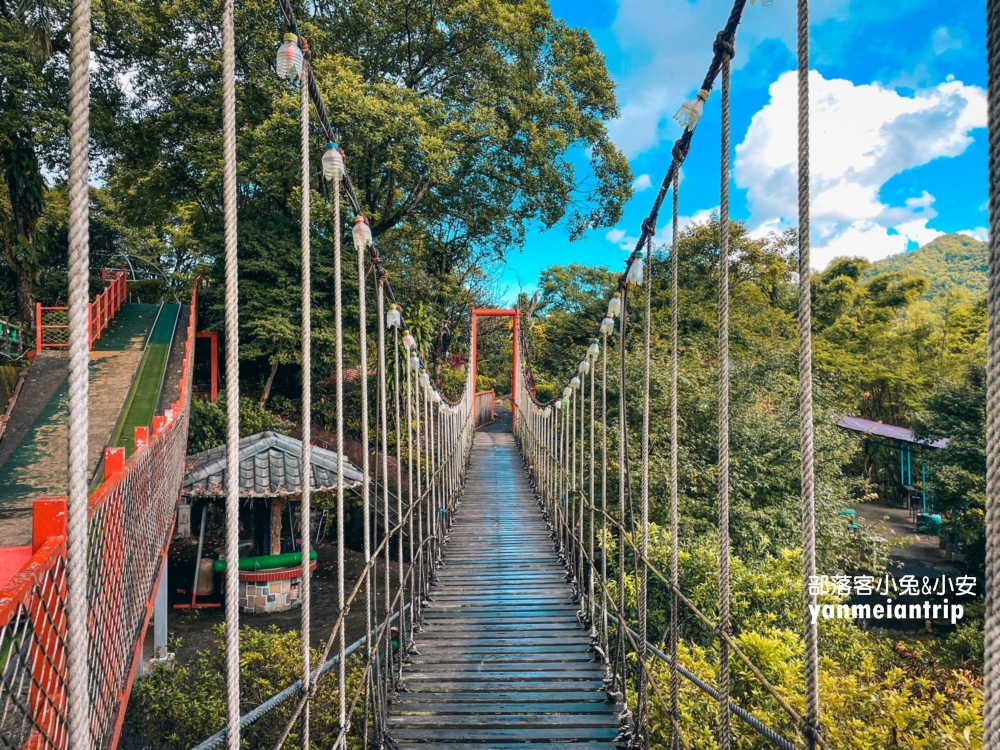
[2,282,197,750]
[35,269,128,353]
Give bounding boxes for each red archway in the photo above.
[470,308,519,429]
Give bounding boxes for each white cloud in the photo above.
[605,228,627,245]
[606,0,851,156]
[734,70,986,268]
[632,174,653,191]
[959,227,988,242]
[932,26,965,56]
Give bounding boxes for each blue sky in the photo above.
[496,0,987,300]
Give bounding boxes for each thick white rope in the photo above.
[670,172,681,750]
[601,330,609,659]
[717,53,732,750]
[639,238,652,742]
[354,215,372,744]
[376,283,392,697]
[298,64,313,749]
[66,0,92,742]
[221,0,241,745]
[407,352,418,638]
[589,357,596,636]
[394,326,405,665]
[333,175,347,747]
[798,1,820,744]
[414,370,424,620]
[988,0,1000,736]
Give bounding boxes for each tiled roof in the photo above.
[183,431,364,497]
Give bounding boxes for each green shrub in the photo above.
[187,397,285,454]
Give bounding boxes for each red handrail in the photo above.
[2,280,198,750]
[35,269,128,353]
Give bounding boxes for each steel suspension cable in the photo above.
[66,0,91,741]
[221,0,241,745]
[298,63,313,750]
[798,0,820,745]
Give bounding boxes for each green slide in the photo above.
[111,303,180,457]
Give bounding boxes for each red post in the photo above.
[134,425,149,453]
[26,497,67,748]
[32,496,67,554]
[152,415,166,435]
[35,303,42,353]
[470,315,478,395]
[198,331,219,402]
[104,447,125,478]
[511,310,518,428]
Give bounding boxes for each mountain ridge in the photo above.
[867,233,986,300]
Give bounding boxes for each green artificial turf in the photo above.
[112,304,180,457]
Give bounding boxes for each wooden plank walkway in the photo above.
[389,428,624,748]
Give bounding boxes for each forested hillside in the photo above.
[521,219,986,747]
[868,233,986,299]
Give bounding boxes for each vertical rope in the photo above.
[798,0,820,745]
[601,329,609,659]
[220,0,241,744]
[638,241,652,746]
[65,0,91,741]
[298,64,312,750]
[717,52,732,750]
[617,289,629,717]
[987,0,1000,741]
[669,172,681,750]
[578,381,585,602]
[333,174,347,748]
[589,356,596,636]
[354,217,372,745]
[414,372,424,619]
[376,282,392,708]
[406,350,418,639]
[395,327,406,664]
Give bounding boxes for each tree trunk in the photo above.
[16,269,34,332]
[270,498,285,555]
[260,360,279,406]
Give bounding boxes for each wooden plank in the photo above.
[388,430,621,746]
[389,728,621,741]
[394,702,619,714]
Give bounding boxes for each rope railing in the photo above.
[511,400,809,750]
[507,0,826,746]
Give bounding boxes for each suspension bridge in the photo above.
[0,0,998,747]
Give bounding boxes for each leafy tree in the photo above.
[0,0,69,326]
